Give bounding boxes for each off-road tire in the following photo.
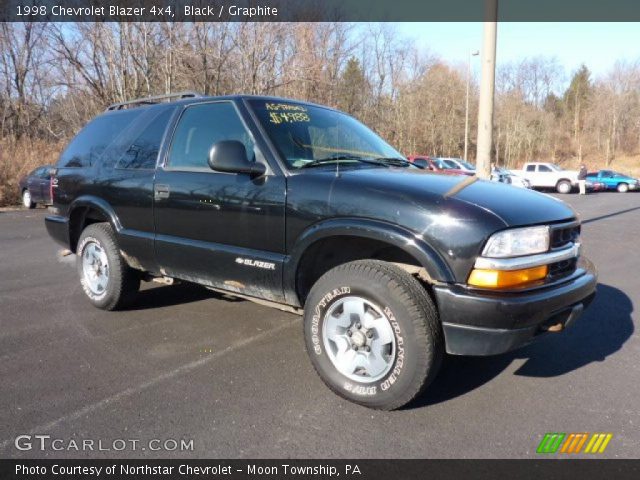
[303,260,443,410]
[76,222,140,311]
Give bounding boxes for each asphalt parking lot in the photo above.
[1,191,639,459]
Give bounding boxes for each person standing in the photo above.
[578,164,588,195]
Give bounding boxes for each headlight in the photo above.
[482,226,550,258]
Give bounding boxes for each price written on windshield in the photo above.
[269,112,311,124]
[266,103,311,124]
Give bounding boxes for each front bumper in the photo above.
[433,257,597,356]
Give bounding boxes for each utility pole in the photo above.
[476,0,498,179]
[464,50,479,162]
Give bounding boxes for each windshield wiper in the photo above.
[372,157,413,167]
[300,155,389,169]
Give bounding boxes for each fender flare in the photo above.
[283,217,454,305]
[67,196,122,250]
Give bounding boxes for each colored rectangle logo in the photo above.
[537,433,613,454]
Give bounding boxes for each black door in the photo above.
[153,101,286,302]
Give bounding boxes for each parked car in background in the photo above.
[438,157,476,173]
[18,165,53,208]
[491,166,531,189]
[407,155,473,176]
[516,162,579,194]
[586,170,639,193]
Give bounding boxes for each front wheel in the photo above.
[556,180,572,194]
[617,183,629,193]
[303,260,443,410]
[76,222,140,310]
[22,189,35,209]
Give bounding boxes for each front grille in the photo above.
[550,223,580,250]
[548,257,577,280]
[546,221,580,280]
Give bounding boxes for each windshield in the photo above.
[249,100,404,169]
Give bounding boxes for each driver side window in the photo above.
[168,102,255,169]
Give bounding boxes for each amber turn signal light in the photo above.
[468,265,548,289]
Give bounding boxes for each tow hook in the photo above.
[542,303,584,333]
[545,322,564,333]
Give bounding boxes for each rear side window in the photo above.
[116,108,173,169]
[58,110,140,168]
[167,102,255,169]
[526,165,536,172]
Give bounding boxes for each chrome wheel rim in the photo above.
[22,190,31,207]
[82,241,109,296]
[322,296,396,383]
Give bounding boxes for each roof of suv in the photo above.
[105,93,331,114]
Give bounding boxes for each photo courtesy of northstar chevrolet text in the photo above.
[1,0,639,478]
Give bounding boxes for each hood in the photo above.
[332,167,577,227]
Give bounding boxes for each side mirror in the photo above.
[208,140,266,177]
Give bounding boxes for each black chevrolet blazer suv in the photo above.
[45,92,597,410]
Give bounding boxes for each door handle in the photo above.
[154,184,170,200]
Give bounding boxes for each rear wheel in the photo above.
[22,189,35,209]
[556,180,572,194]
[303,260,443,410]
[76,223,140,310]
[617,183,629,193]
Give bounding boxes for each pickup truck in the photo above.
[45,93,597,410]
[517,162,579,194]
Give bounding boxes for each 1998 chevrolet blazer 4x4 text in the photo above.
[45,92,597,410]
